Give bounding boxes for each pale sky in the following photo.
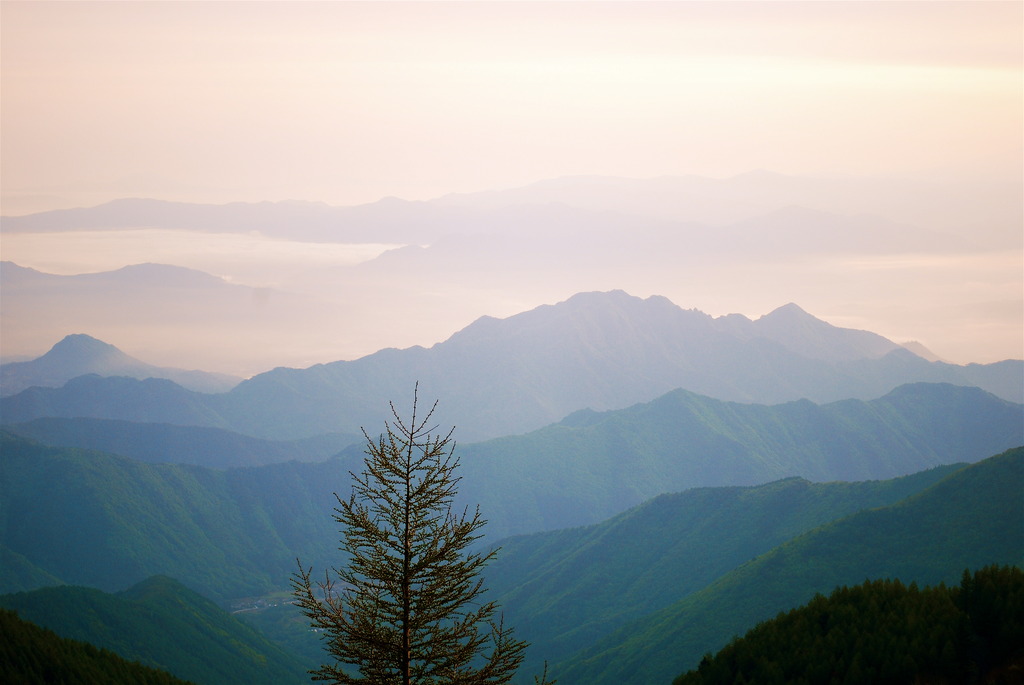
[1,1,1022,372]
[2,1,1021,214]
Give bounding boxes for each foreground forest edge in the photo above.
[0,294,1021,684]
[673,565,1024,685]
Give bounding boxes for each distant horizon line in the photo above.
[1,167,976,218]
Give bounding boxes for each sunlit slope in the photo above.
[457,382,1023,539]
[484,464,965,676]
[551,448,1024,685]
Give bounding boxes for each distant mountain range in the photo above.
[3,381,1020,600]
[432,172,1020,246]
[0,333,240,396]
[4,172,1017,375]
[454,381,1023,539]
[0,260,320,376]
[1,174,1018,683]
[2,417,355,469]
[4,172,1011,245]
[1,291,1019,442]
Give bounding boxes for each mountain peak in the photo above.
[102,263,228,288]
[900,340,945,362]
[1,334,240,397]
[754,304,900,361]
[0,334,147,397]
[561,289,639,307]
[761,302,812,320]
[42,334,132,366]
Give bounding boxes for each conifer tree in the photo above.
[293,386,547,685]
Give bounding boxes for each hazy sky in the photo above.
[1,1,1021,372]
[2,1,1021,214]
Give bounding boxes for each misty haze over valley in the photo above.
[2,170,1021,377]
[1,2,1021,684]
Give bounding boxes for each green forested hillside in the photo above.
[485,464,964,675]
[5,381,1016,601]
[2,416,356,468]
[458,382,1023,539]
[0,431,358,599]
[673,565,1024,685]
[3,381,1020,599]
[0,607,195,685]
[1,545,63,594]
[0,576,308,685]
[550,447,1024,685]
[1,441,1017,685]
[236,600,326,669]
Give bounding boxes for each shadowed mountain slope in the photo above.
[2,417,356,468]
[670,565,1024,685]
[0,607,195,685]
[0,576,307,685]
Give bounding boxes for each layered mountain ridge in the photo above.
[455,381,1023,539]
[2,291,1019,442]
[10,445,1010,685]
[1,332,240,396]
[3,381,1020,599]
[550,448,1024,684]
[3,177,1020,683]
[5,171,1017,376]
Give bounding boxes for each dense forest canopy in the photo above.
[673,565,1024,685]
